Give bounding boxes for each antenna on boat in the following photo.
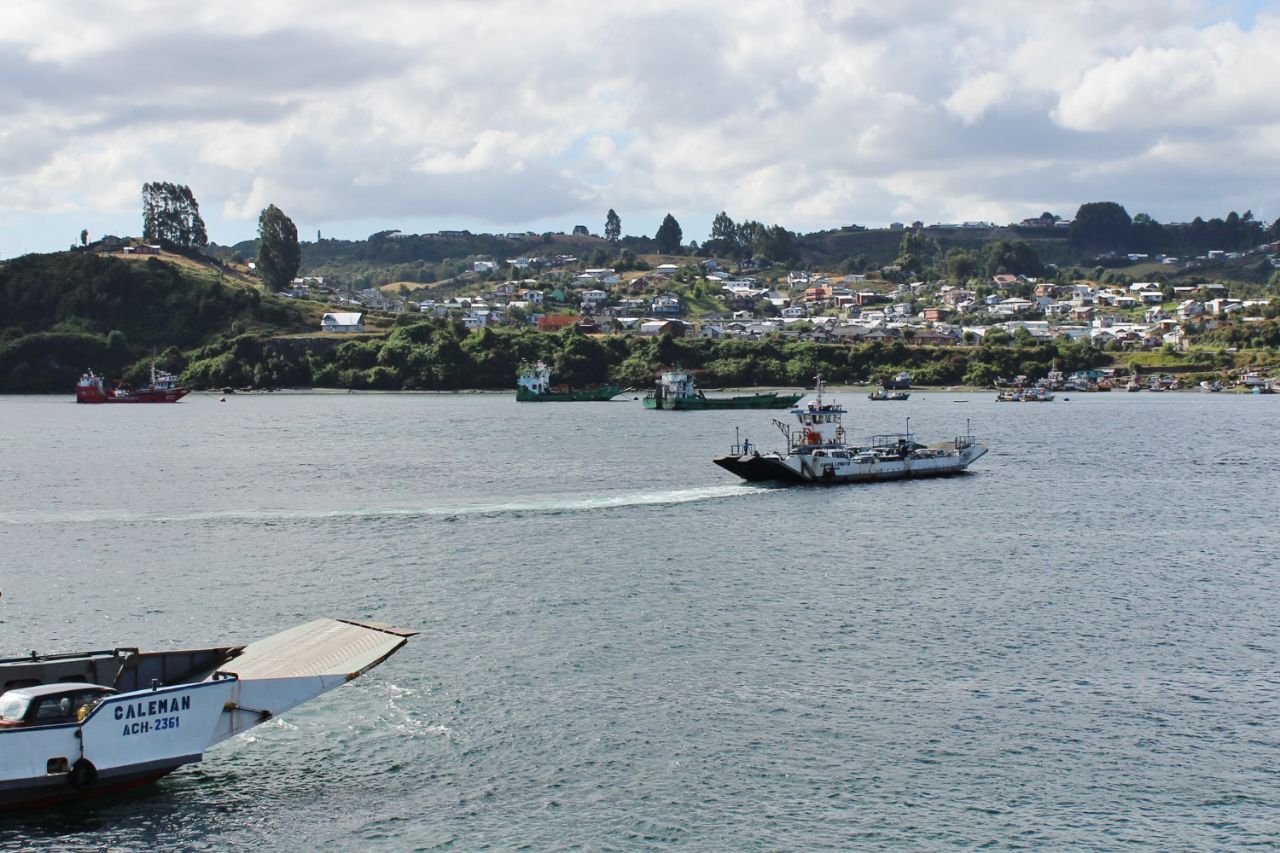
[905,416,910,438]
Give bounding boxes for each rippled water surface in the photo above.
[1,390,1277,850]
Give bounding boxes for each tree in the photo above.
[141,182,207,248]
[984,240,1044,277]
[1068,201,1132,252]
[256,204,301,292]
[945,249,980,281]
[80,229,88,246]
[707,211,738,256]
[655,213,683,254]
[895,229,941,276]
[604,209,621,243]
[572,224,590,236]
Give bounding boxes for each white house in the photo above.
[321,312,364,333]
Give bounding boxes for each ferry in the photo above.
[76,363,188,403]
[713,376,986,485]
[0,618,412,809]
[643,369,803,410]
[515,361,620,402]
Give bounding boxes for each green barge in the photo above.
[643,370,803,410]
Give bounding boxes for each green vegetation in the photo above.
[0,252,302,392]
[141,182,207,249]
[5,194,1280,395]
[256,204,301,292]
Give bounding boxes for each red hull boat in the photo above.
[76,364,189,403]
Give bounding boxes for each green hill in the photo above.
[0,250,303,391]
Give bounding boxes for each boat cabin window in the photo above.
[0,694,30,723]
[34,697,75,724]
[0,686,114,727]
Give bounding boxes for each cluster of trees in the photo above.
[141,182,207,248]
[174,319,1108,393]
[703,212,798,263]
[1070,202,1278,257]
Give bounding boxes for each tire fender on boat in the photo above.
[69,758,97,790]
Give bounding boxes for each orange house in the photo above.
[537,315,578,332]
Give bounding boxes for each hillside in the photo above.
[0,250,305,392]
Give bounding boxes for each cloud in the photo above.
[1054,18,1280,131]
[1,0,1278,256]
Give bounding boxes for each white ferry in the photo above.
[714,376,986,485]
[0,619,412,809]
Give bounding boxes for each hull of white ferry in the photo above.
[714,444,987,484]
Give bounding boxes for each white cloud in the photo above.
[1054,18,1280,131]
[945,73,1012,125]
[2,0,1279,256]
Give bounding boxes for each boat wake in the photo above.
[1,484,771,526]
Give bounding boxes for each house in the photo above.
[991,297,1037,316]
[321,312,364,333]
[911,328,958,346]
[639,319,687,337]
[1175,300,1205,320]
[650,293,682,316]
[921,307,950,322]
[473,260,498,273]
[537,314,578,332]
[520,289,544,305]
[991,274,1019,290]
[780,305,808,319]
[580,289,609,308]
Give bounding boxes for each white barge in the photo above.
[0,618,413,809]
[714,376,986,484]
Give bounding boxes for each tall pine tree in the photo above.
[256,204,301,292]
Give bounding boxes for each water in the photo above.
[1,390,1277,850]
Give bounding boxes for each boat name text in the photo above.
[114,694,191,721]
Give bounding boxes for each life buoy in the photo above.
[69,758,97,790]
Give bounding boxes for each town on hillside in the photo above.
[266,244,1280,364]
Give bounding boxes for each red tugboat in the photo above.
[76,363,189,403]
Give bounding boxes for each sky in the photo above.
[2,0,1279,257]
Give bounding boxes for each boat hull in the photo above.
[644,391,804,410]
[714,444,987,485]
[516,385,621,402]
[76,387,189,403]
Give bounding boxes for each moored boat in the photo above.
[868,388,909,401]
[996,387,1053,402]
[0,618,412,809]
[76,363,188,403]
[643,369,802,410]
[713,375,986,485]
[516,361,621,402]
[880,371,912,390]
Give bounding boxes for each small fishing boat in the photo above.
[867,388,909,401]
[76,363,188,404]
